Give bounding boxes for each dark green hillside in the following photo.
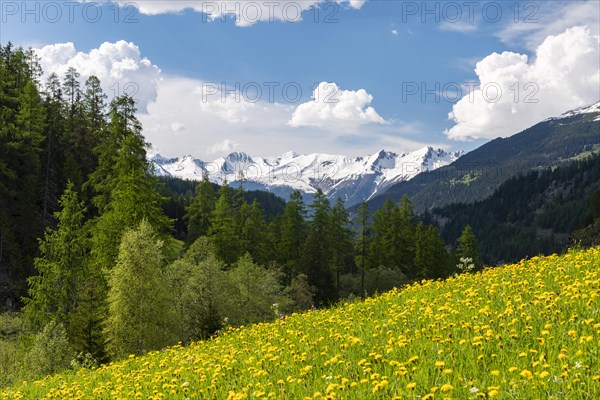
[367,108,600,213]
[425,153,600,264]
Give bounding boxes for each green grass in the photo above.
[3,247,600,399]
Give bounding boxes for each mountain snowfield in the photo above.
[544,101,600,122]
[149,146,463,206]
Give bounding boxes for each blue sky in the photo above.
[2,1,599,158]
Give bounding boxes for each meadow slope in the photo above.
[3,248,600,400]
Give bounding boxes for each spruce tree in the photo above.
[23,182,88,331]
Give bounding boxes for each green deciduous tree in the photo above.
[169,245,227,341]
[105,220,176,359]
[225,254,290,325]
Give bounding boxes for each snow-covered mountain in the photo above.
[544,101,600,122]
[149,146,463,206]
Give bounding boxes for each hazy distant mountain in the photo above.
[149,146,463,207]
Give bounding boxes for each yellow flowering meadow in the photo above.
[3,247,600,399]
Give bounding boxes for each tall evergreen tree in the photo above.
[301,189,335,305]
[40,73,65,228]
[89,95,170,273]
[368,199,396,269]
[23,182,88,331]
[395,195,416,277]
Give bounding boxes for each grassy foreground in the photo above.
[3,248,600,400]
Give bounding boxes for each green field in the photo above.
[3,247,599,400]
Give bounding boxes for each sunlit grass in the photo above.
[3,247,599,399]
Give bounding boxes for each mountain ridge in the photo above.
[149,146,464,206]
[365,101,600,213]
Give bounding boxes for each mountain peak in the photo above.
[225,151,253,163]
[150,147,463,206]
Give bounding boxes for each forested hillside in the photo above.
[427,153,600,264]
[367,108,600,213]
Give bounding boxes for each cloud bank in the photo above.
[446,26,600,141]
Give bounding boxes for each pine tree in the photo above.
[184,174,216,244]
[23,182,88,331]
[105,220,176,359]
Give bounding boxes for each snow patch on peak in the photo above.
[150,147,463,206]
[544,101,600,122]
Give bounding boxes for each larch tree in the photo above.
[105,220,176,359]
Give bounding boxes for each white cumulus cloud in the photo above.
[34,40,161,112]
[289,82,386,129]
[446,26,600,141]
